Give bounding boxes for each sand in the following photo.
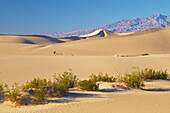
[0,27,170,113]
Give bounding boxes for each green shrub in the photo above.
[77,80,99,91]
[32,88,46,104]
[0,84,4,94]
[0,84,5,103]
[139,68,168,80]
[120,67,169,88]
[22,78,48,104]
[53,71,78,88]
[121,72,144,88]
[142,53,149,56]
[22,78,49,91]
[46,83,68,97]
[89,73,116,82]
[4,83,22,105]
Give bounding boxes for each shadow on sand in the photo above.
[47,89,100,103]
[98,85,131,92]
[141,88,170,92]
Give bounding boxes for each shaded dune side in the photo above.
[0,35,64,44]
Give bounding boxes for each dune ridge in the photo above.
[1,27,170,56]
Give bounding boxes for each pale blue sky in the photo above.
[0,0,170,34]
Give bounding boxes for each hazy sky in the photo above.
[0,0,170,34]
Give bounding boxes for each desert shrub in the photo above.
[53,71,78,88]
[120,67,169,88]
[121,72,144,88]
[47,71,78,97]
[77,80,99,91]
[0,84,4,95]
[19,93,34,105]
[89,73,116,82]
[139,68,168,80]
[0,84,5,103]
[45,82,68,97]
[142,53,149,56]
[32,88,46,104]
[22,78,49,91]
[4,83,22,105]
[22,78,48,104]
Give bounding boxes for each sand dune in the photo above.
[80,29,134,38]
[1,27,170,56]
[0,35,64,45]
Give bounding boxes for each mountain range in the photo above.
[38,14,170,38]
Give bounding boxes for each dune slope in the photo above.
[0,27,170,56]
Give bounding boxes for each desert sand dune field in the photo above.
[0,27,170,56]
[1,27,170,113]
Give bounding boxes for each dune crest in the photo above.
[80,29,134,38]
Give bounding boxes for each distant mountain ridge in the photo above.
[38,14,170,38]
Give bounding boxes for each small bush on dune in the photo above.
[4,83,22,105]
[48,71,78,97]
[142,53,149,56]
[0,84,5,102]
[46,82,68,97]
[121,73,144,88]
[120,67,169,88]
[22,78,49,104]
[89,73,116,82]
[22,78,49,91]
[0,84,4,95]
[53,71,78,88]
[32,88,46,104]
[77,80,99,91]
[139,68,168,80]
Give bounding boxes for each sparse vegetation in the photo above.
[4,83,22,105]
[1,68,169,106]
[115,55,128,57]
[119,67,169,88]
[142,53,149,56]
[120,72,144,88]
[77,80,99,91]
[32,88,46,104]
[89,73,116,82]
[0,84,5,103]
[137,68,168,80]
[53,71,78,88]
[0,84,4,95]
[22,78,49,91]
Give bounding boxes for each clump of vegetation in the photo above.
[46,71,78,97]
[77,80,99,91]
[32,88,46,104]
[22,78,49,91]
[4,83,22,105]
[138,68,168,80]
[121,72,144,88]
[142,53,149,56]
[53,71,78,88]
[22,71,78,98]
[115,55,128,57]
[0,84,5,103]
[120,67,169,88]
[21,78,49,104]
[45,82,68,97]
[89,73,116,83]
